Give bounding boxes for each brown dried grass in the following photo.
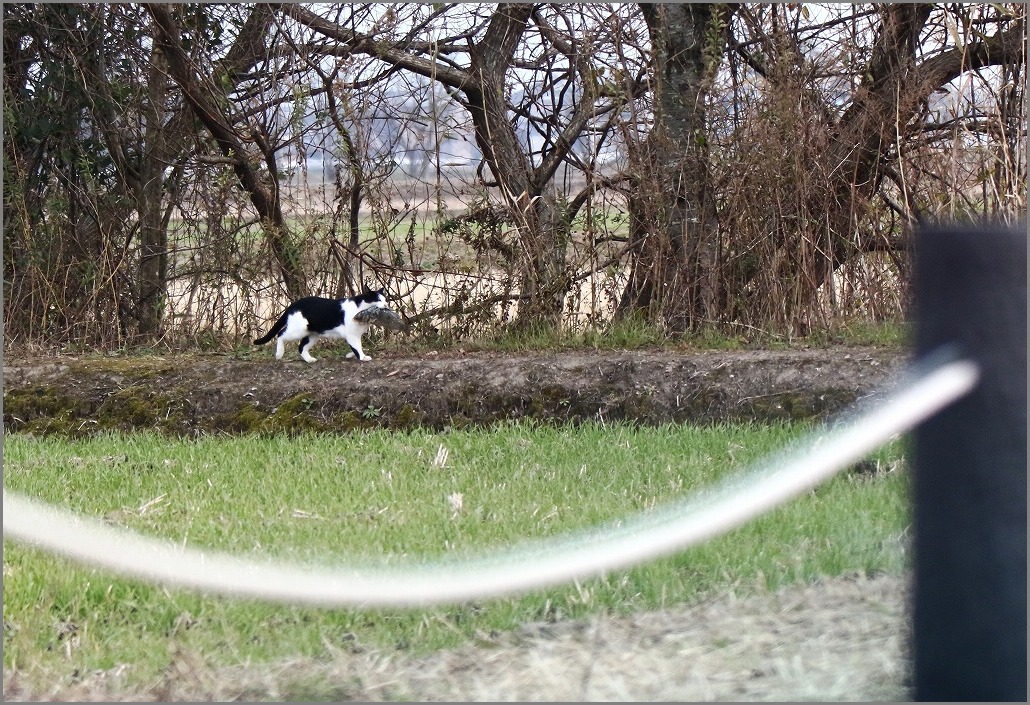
[3,572,909,702]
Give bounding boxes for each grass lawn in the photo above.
[2,421,910,691]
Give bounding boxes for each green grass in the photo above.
[398,316,909,356]
[3,422,910,689]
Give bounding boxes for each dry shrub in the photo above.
[716,74,838,333]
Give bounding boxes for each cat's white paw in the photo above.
[345,352,356,359]
[302,354,318,363]
[359,354,372,362]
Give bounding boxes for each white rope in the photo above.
[3,354,978,608]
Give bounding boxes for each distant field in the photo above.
[2,422,910,694]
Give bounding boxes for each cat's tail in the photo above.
[253,312,289,345]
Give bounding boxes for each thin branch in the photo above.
[277,4,474,91]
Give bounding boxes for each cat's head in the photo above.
[355,285,387,307]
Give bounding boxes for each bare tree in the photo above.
[3,4,163,344]
[617,2,1025,335]
[147,3,308,301]
[279,3,638,329]
[728,4,1025,331]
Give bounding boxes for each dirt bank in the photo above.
[3,346,907,435]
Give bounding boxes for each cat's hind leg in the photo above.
[275,312,313,362]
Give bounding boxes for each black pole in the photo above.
[912,222,1027,701]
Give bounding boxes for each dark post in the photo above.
[912,222,1027,701]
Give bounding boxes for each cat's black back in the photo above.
[285,290,384,333]
[286,296,345,333]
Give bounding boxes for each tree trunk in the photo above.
[619,4,730,333]
[136,43,170,338]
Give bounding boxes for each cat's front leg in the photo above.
[300,335,319,363]
[345,336,372,362]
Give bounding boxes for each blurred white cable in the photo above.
[3,354,978,607]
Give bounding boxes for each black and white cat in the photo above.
[254,288,388,363]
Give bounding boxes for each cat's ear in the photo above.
[362,282,373,295]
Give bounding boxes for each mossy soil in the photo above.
[2,347,907,437]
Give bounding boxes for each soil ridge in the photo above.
[3,346,907,435]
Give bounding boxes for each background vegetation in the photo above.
[4,3,1025,352]
[5,6,1013,697]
